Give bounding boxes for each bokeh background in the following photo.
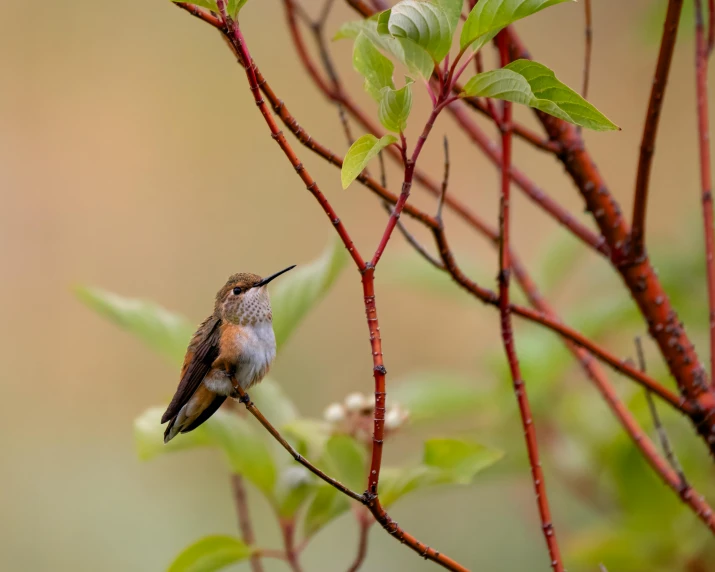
[2,0,714,570]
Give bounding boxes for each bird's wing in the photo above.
[181,394,228,433]
[161,315,222,423]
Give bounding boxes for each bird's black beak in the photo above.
[253,265,296,288]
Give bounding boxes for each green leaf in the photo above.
[282,418,332,459]
[423,438,503,483]
[133,408,277,498]
[390,373,489,422]
[322,435,366,492]
[435,0,463,32]
[335,20,433,80]
[379,466,444,506]
[228,0,250,17]
[167,535,252,572]
[170,0,218,13]
[75,286,192,365]
[461,60,618,131]
[304,485,351,537]
[250,377,298,429]
[353,33,395,101]
[341,134,398,189]
[204,411,277,497]
[380,438,503,506]
[378,80,413,133]
[461,0,573,52]
[385,1,454,63]
[134,406,212,461]
[271,236,349,349]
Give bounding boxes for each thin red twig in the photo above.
[346,510,371,572]
[630,0,684,261]
[279,519,303,572]
[496,32,564,572]
[371,107,438,268]
[636,338,689,486]
[231,474,265,572]
[582,0,592,100]
[695,0,715,389]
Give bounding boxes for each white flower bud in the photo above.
[280,465,312,488]
[323,403,346,424]
[385,405,409,430]
[344,392,368,412]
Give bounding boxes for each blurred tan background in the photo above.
[0,0,711,570]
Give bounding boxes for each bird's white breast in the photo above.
[235,320,276,390]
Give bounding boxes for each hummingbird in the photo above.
[161,265,295,443]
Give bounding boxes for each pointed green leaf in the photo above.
[304,485,351,537]
[228,0,250,16]
[335,20,433,79]
[353,33,395,101]
[423,438,503,483]
[167,535,253,572]
[75,286,192,365]
[390,373,489,422]
[385,1,454,63]
[378,79,413,132]
[271,236,349,349]
[133,408,277,498]
[322,435,366,492]
[341,134,398,189]
[461,60,618,131]
[461,0,573,51]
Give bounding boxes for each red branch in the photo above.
[346,510,371,572]
[695,0,715,388]
[496,32,563,571]
[630,0,684,260]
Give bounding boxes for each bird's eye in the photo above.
[232,287,242,295]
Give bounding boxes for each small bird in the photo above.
[161,266,295,443]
